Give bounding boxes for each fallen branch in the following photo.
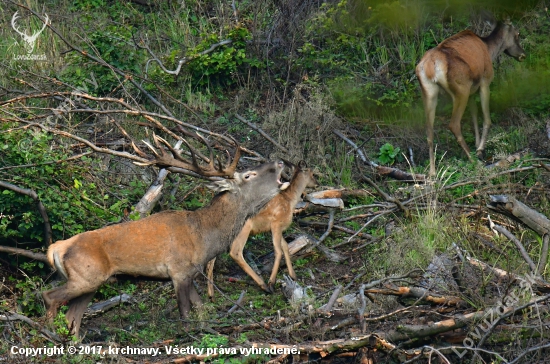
[0,245,48,263]
[0,311,61,342]
[364,286,464,306]
[488,195,550,236]
[491,223,537,273]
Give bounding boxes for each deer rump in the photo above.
[416,16,525,176]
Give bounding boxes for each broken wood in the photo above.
[488,195,550,236]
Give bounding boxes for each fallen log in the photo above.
[487,195,550,236]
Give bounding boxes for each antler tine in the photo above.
[190,132,216,171]
[141,138,161,157]
[222,136,241,176]
[167,136,205,173]
[135,133,241,177]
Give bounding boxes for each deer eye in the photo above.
[244,172,256,180]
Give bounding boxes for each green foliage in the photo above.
[186,25,263,87]
[0,125,145,251]
[377,142,402,165]
[12,275,43,316]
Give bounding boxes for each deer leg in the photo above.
[448,91,472,161]
[173,277,193,318]
[477,83,492,158]
[267,225,285,292]
[206,258,216,300]
[280,237,296,280]
[420,82,439,176]
[229,221,270,292]
[469,97,480,149]
[65,292,95,338]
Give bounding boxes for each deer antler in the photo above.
[136,134,241,178]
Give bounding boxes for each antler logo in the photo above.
[11,11,49,54]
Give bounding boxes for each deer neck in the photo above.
[197,191,273,260]
[483,23,507,62]
[283,173,309,207]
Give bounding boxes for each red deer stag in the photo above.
[206,160,318,295]
[416,16,525,176]
[42,135,286,338]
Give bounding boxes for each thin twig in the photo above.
[492,224,537,272]
[235,114,288,153]
[508,342,550,364]
[316,209,335,246]
[333,129,372,165]
[227,291,246,314]
[537,234,549,275]
[0,311,61,342]
[477,293,550,347]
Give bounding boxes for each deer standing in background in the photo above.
[207,161,318,296]
[42,136,286,338]
[416,15,525,176]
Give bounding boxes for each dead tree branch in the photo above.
[0,245,48,262]
[488,195,550,237]
[491,223,537,273]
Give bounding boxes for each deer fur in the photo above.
[42,160,285,338]
[416,17,525,176]
[207,161,317,295]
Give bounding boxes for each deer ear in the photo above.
[206,179,237,193]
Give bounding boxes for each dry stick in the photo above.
[492,224,537,273]
[235,114,289,153]
[347,212,388,242]
[316,209,335,246]
[477,293,550,347]
[0,180,53,245]
[227,291,246,314]
[538,234,549,275]
[358,284,367,332]
[333,129,371,165]
[361,175,408,215]
[508,342,550,364]
[140,35,232,76]
[0,245,48,262]
[0,311,61,342]
[323,285,343,312]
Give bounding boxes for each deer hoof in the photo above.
[260,284,273,294]
[267,283,276,293]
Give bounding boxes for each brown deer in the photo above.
[206,160,318,295]
[42,135,287,338]
[416,16,525,176]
